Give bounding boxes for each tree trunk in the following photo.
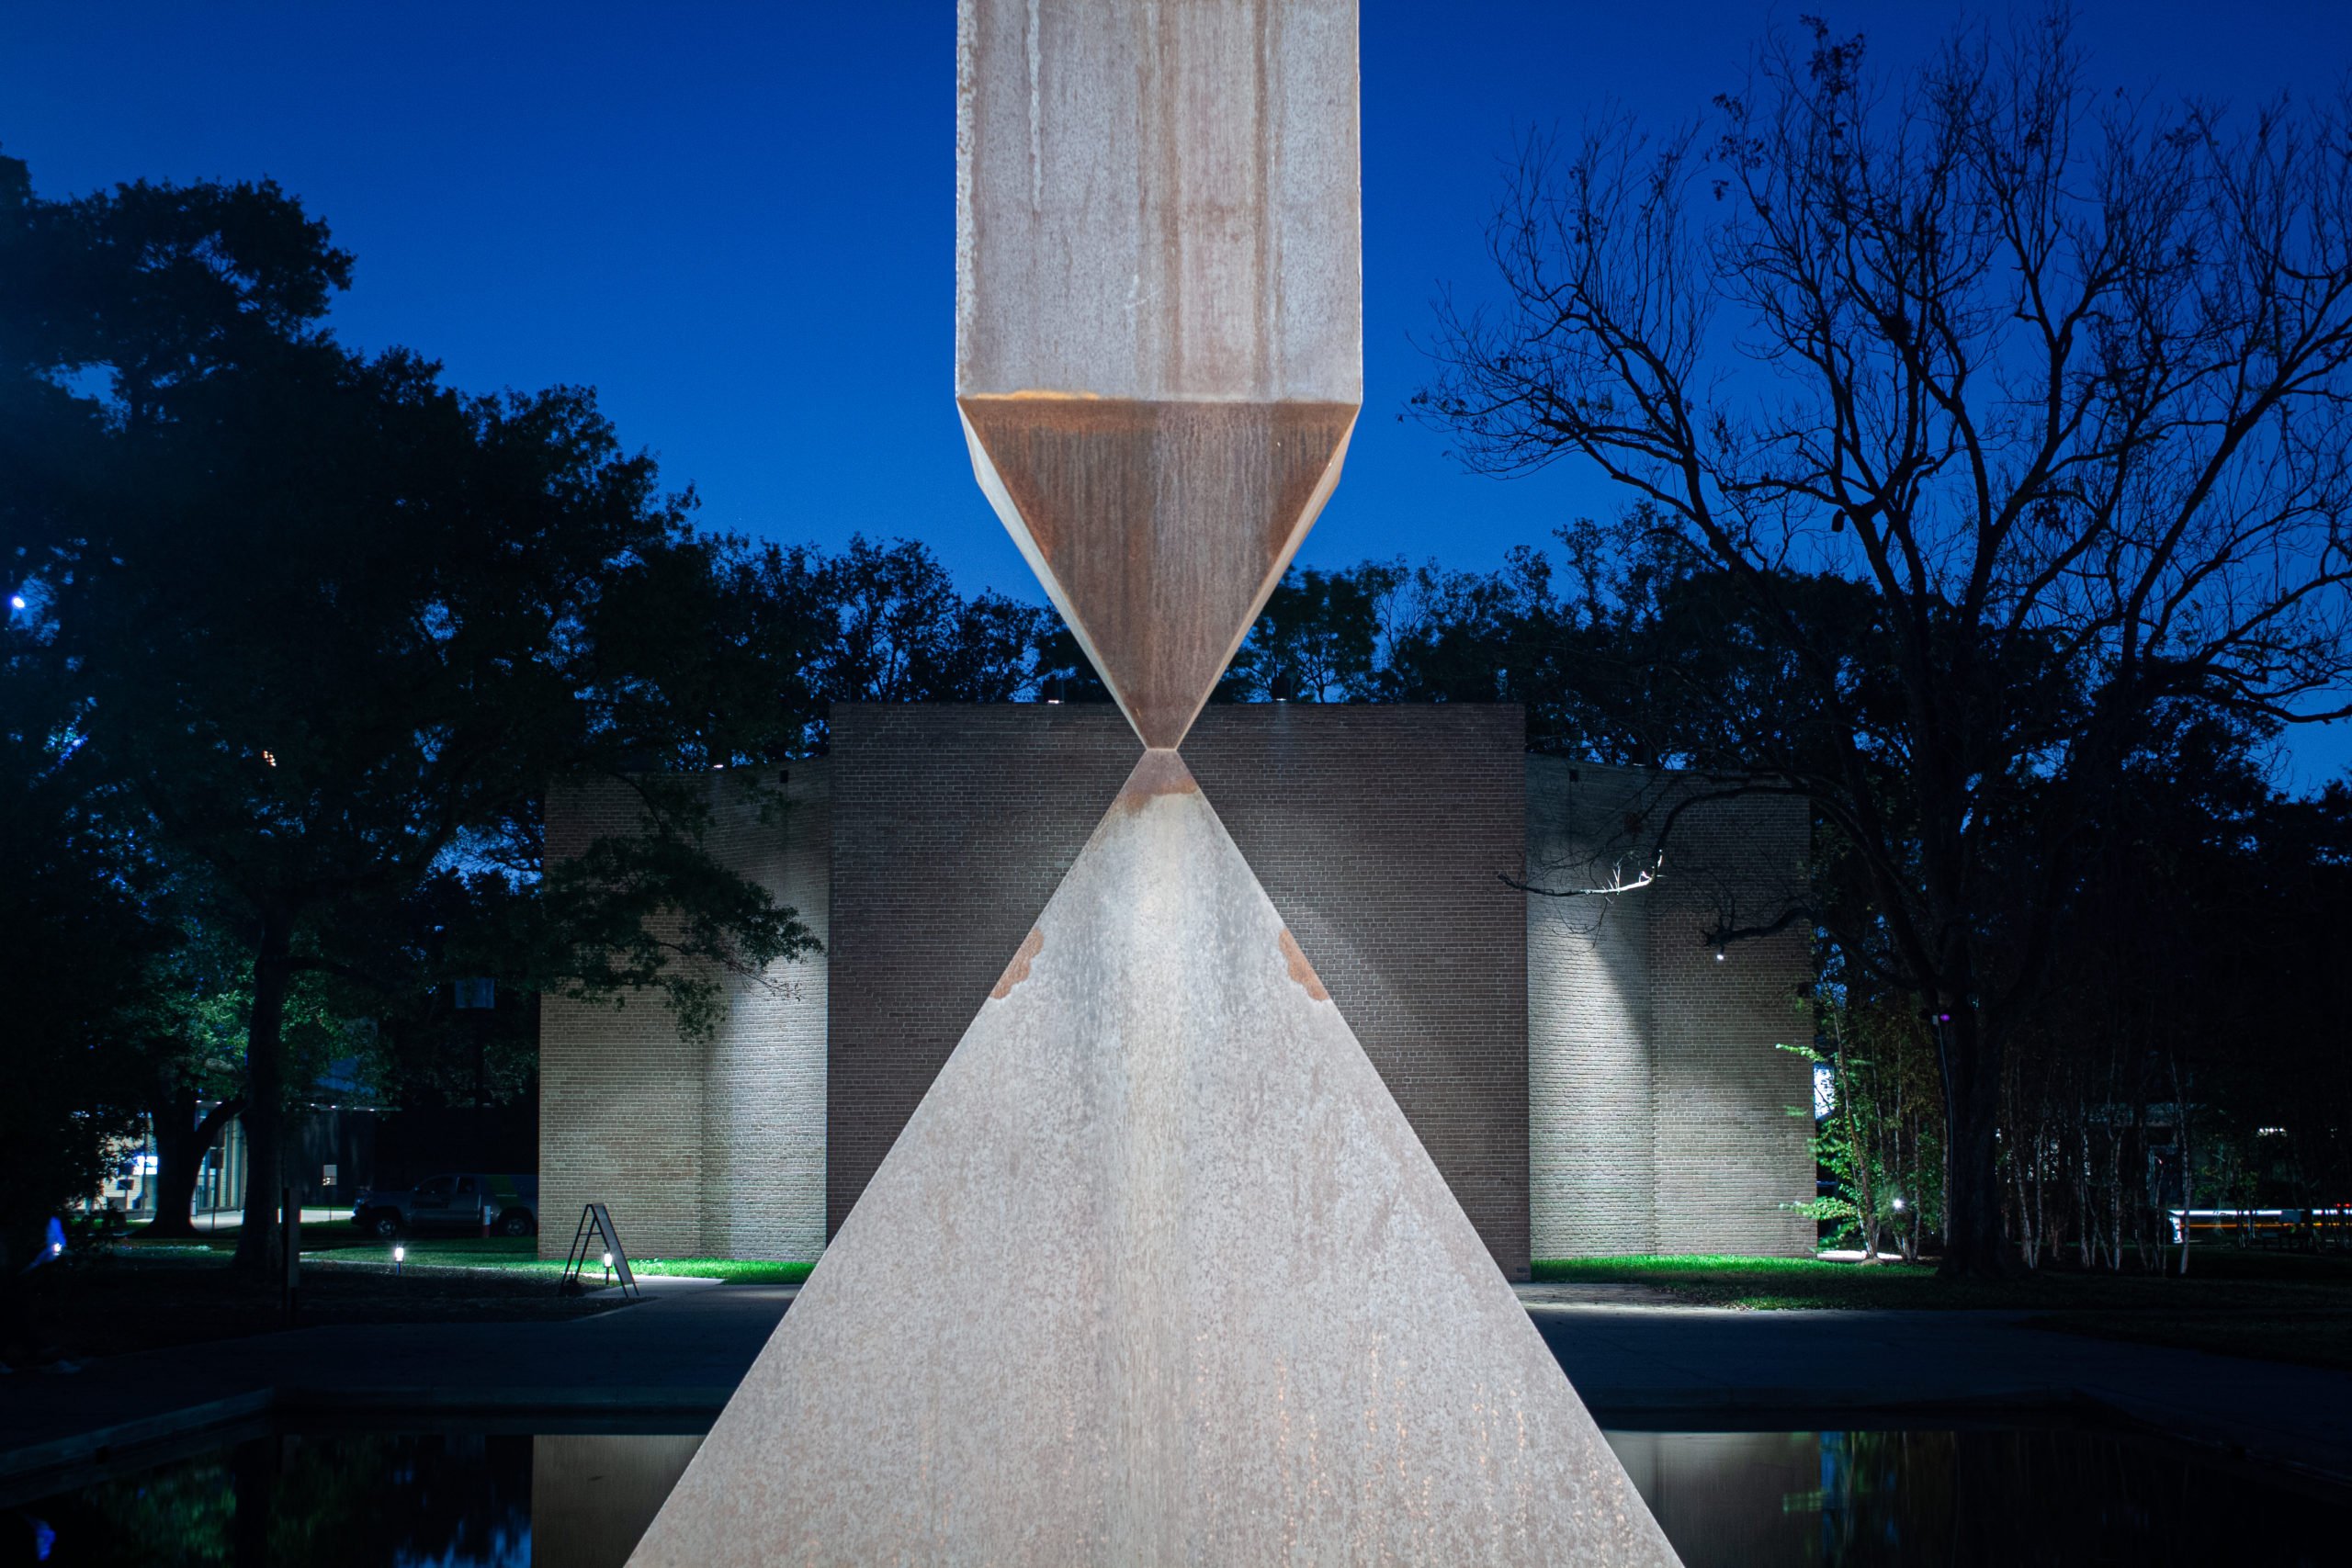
[1834,1023,1881,1261]
[231,913,294,1277]
[2075,1116,2093,1269]
[2007,1139,2036,1270]
[145,1089,245,1240]
[2106,1113,2126,1272]
[2172,1054,2192,1279]
[1899,1111,1924,1264]
[2022,1123,2041,1269]
[1937,1003,2012,1279]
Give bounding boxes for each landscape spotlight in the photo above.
[1892,1197,1906,1212]
[393,1244,405,1275]
[7,593,24,611]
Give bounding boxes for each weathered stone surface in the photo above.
[625,754,1678,1566]
[955,0,1363,748]
[537,1434,705,1568]
[955,0,1361,404]
[821,702,1536,1276]
[621,5,1680,1560]
[959,396,1355,746]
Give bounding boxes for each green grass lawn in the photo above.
[1536,1253,1962,1308]
[1533,1249,2352,1368]
[117,1220,814,1285]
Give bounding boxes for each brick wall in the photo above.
[827,702,1534,1276]
[538,767,831,1260]
[822,706,1137,1258]
[1526,758,1657,1255]
[1525,759,1815,1259]
[1643,770,1815,1257]
[539,713,1814,1271]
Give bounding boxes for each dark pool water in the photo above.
[5,1424,2341,1565]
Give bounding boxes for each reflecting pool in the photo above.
[5,1424,2341,1565]
[1603,1427,2344,1565]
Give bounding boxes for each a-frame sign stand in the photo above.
[559,1202,639,1298]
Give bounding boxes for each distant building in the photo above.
[539,704,1815,1276]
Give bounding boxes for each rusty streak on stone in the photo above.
[955,0,1363,407]
[990,927,1045,999]
[622,737,1683,1566]
[1276,928,1329,1001]
[959,396,1356,750]
[1114,748,1202,815]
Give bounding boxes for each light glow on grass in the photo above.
[117,1221,816,1283]
[1528,1249,2352,1325]
[340,1247,816,1284]
[1532,1253,1948,1309]
[1534,1253,1893,1277]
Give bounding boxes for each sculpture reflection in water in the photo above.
[11,1426,2344,1566]
[623,2,1678,1562]
[1607,1426,2343,1567]
[11,1432,530,1568]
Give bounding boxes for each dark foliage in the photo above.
[1414,11,2352,1273]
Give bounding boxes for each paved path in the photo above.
[6,1280,2348,1498]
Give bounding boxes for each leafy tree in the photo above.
[1419,13,2352,1273]
[2000,715,2352,1269]
[5,160,812,1273]
[581,528,827,768]
[1218,561,1406,702]
[1035,623,1115,706]
[1380,551,1575,720]
[798,534,1055,735]
[132,908,294,1240]
[0,653,154,1278]
[1787,986,1947,1264]
[605,530,1054,752]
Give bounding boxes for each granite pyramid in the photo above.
[625,750,1679,1566]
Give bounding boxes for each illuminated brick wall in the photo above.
[824,702,1533,1277]
[538,709,1813,1270]
[1525,758,1815,1259]
[537,767,831,1260]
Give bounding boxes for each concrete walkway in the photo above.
[6,1279,2348,1499]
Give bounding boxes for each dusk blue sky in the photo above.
[6,2,2348,785]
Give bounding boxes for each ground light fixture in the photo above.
[392,1244,405,1276]
[603,1250,614,1285]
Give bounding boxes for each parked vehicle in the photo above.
[351,1173,538,1238]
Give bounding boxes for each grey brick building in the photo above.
[540,705,1814,1276]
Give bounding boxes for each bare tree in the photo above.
[1421,11,2352,1275]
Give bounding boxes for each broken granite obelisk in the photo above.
[625,4,1682,1562]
